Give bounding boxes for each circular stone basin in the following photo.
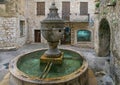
[9,49,88,85]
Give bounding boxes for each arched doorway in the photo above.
[61,27,71,44]
[98,18,111,57]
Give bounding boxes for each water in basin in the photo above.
[17,49,83,78]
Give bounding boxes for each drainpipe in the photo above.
[88,13,90,22]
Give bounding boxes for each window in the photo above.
[20,21,25,37]
[80,2,88,15]
[77,30,91,42]
[62,2,70,20]
[37,2,45,15]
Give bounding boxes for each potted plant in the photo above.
[95,2,100,8]
[95,2,100,14]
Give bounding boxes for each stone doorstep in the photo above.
[0,47,17,51]
[0,69,98,85]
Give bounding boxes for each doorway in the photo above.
[34,30,41,43]
[98,18,111,57]
[61,27,71,44]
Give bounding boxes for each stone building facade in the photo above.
[94,0,120,84]
[26,0,95,48]
[0,0,95,49]
[0,0,27,50]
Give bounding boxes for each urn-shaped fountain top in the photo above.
[41,2,64,23]
[41,2,64,58]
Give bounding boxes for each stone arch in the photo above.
[98,18,111,57]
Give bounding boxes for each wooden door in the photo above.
[62,2,70,20]
[34,30,41,42]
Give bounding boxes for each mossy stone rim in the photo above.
[9,48,88,84]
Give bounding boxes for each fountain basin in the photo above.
[9,48,88,85]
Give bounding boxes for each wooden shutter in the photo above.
[80,2,88,15]
[62,2,70,20]
[37,2,45,15]
[20,21,25,36]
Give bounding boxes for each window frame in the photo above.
[80,2,88,15]
[36,2,45,16]
[20,20,25,37]
[62,1,70,21]
[77,29,91,42]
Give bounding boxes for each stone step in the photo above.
[0,47,17,51]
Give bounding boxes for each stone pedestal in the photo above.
[40,53,63,64]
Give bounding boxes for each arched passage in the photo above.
[98,18,111,57]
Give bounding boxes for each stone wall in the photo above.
[0,0,95,49]
[0,0,27,50]
[0,0,26,16]
[0,17,17,49]
[25,0,46,43]
[0,17,27,49]
[94,0,120,84]
[26,0,95,46]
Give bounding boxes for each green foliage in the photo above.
[96,2,100,8]
[112,0,116,3]
[111,0,116,5]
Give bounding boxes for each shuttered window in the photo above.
[80,2,88,15]
[37,2,45,15]
[62,2,70,20]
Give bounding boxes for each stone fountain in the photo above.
[9,3,88,85]
[40,2,64,64]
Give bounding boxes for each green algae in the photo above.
[17,49,83,78]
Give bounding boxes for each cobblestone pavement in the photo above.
[0,43,114,85]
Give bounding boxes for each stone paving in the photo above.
[0,43,115,85]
